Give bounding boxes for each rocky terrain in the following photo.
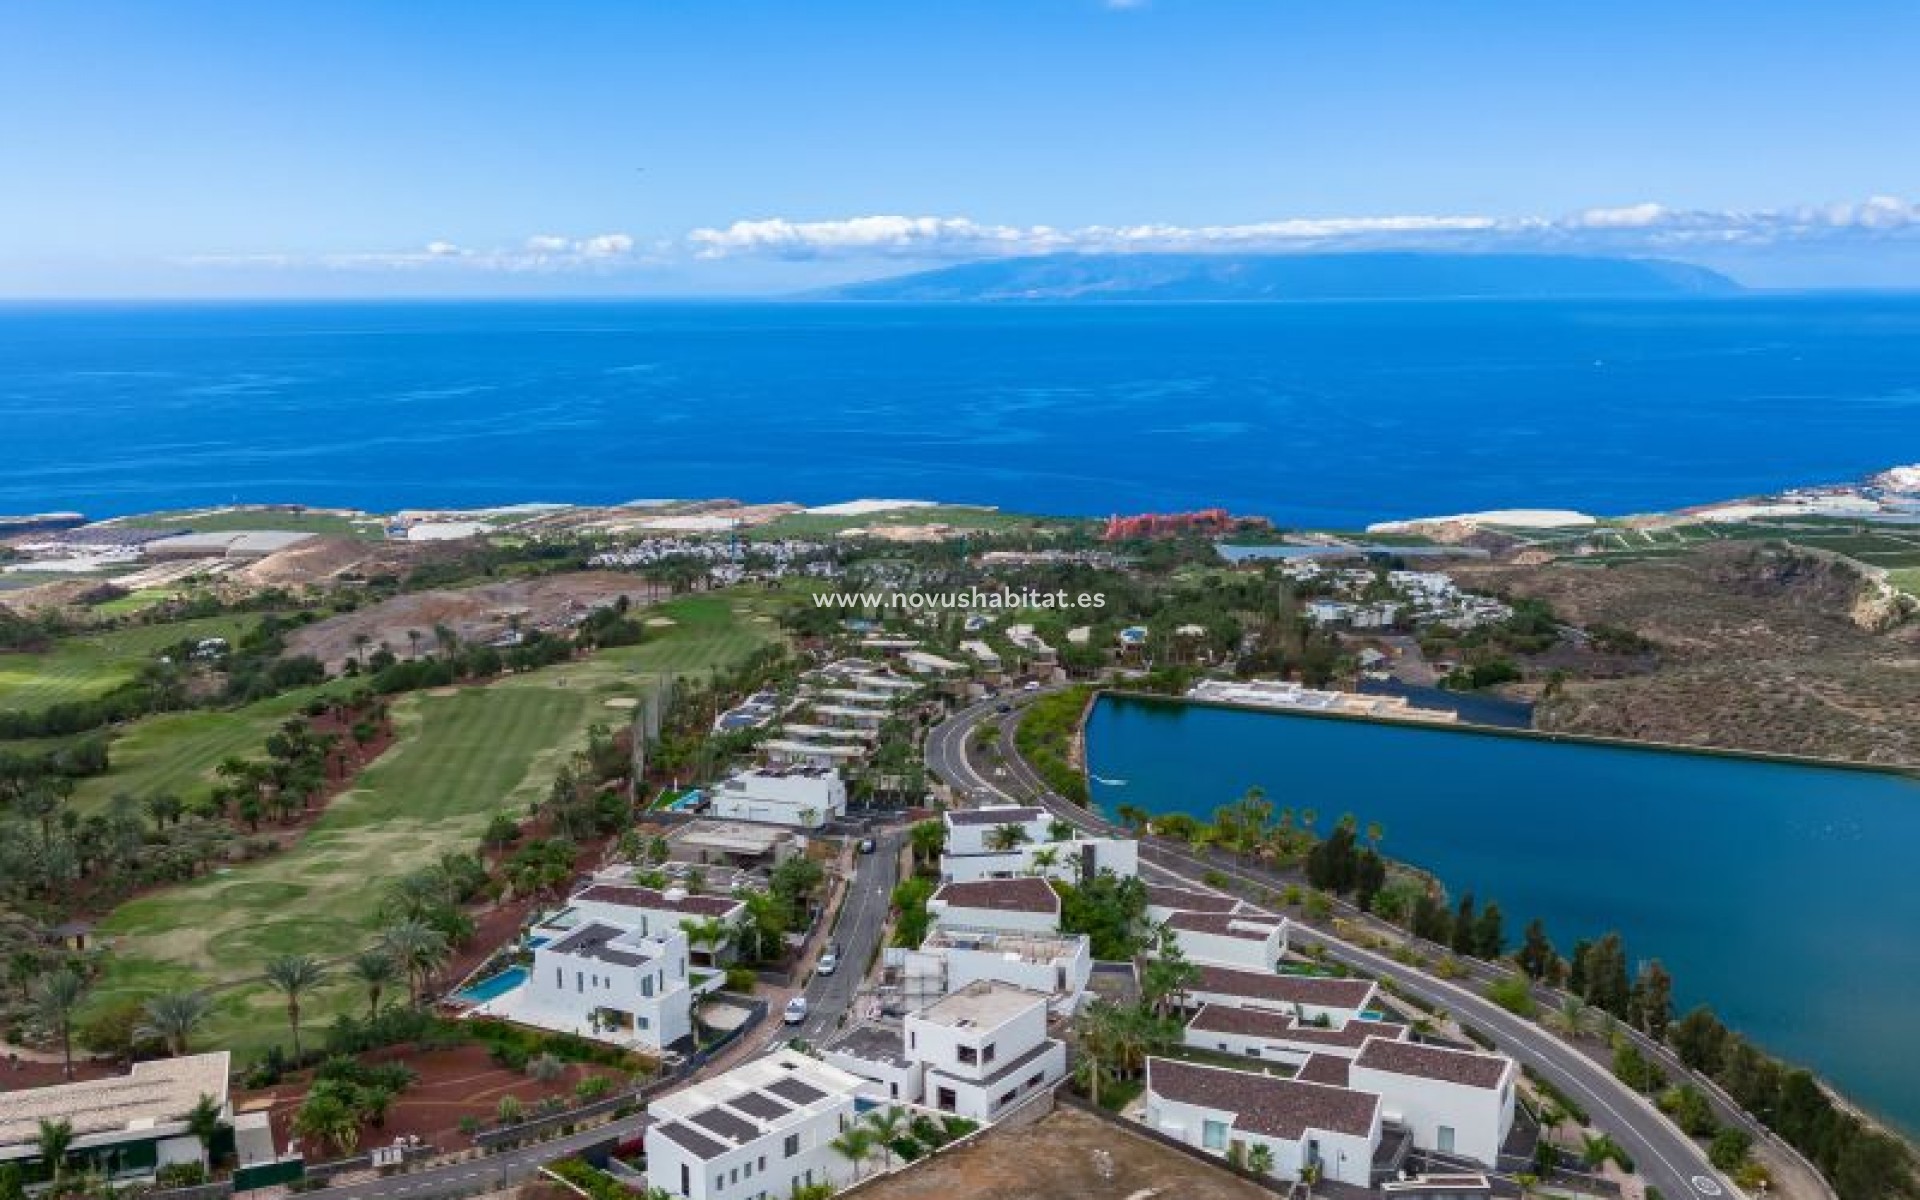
[1459,544,1920,767]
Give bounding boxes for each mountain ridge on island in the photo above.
[810,251,1741,303]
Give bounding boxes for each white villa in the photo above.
[710,764,847,828]
[905,983,1065,1122]
[1145,1056,1383,1187]
[0,1053,239,1182]
[928,877,1061,935]
[1182,964,1380,1029]
[940,835,1138,886]
[825,982,1067,1122]
[645,1050,868,1200]
[942,806,1052,855]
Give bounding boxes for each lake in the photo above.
[1085,692,1920,1134]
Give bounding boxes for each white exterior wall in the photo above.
[711,770,847,828]
[644,1103,858,1200]
[928,900,1059,936]
[939,838,1134,885]
[944,811,1053,856]
[1349,1062,1516,1167]
[1144,1092,1376,1188]
[819,1051,924,1105]
[946,943,1090,999]
[1184,980,1377,1029]
[525,930,694,1049]
[920,1040,1066,1122]
[1167,922,1287,972]
[1182,1025,1357,1069]
[568,897,746,942]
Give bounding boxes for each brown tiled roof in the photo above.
[1190,964,1376,1010]
[1166,910,1283,941]
[932,877,1060,915]
[947,806,1045,827]
[1187,1004,1409,1049]
[1145,883,1241,914]
[1147,1056,1379,1140]
[1354,1037,1512,1090]
[1295,1053,1352,1088]
[576,882,743,918]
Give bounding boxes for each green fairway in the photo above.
[1889,568,1920,599]
[86,592,780,1058]
[112,508,387,539]
[0,615,260,713]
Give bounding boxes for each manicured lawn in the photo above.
[1890,568,1920,599]
[0,615,261,712]
[113,508,386,539]
[86,594,780,1058]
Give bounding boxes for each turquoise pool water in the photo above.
[1087,693,1920,1134]
[456,965,528,1004]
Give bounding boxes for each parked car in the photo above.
[858,837,877,854]
[1022,681,1041,691]
[784,996,809,1025]
[817,951,839,976]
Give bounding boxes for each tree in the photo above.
[828,1127,876,1179]
[30,969,86,1079]
[1629,959,1674,1040]
[1577,932,1631,1017]
[1516,919,1559,981]
[1670,1005,1729,1074]
[1047,818,1075,843]
[1071,1001,1128,1107]
[349,949,401,1020]
[263,953,330,1060]
[908,819,947,866]
[1139,923,1198,1021]
[681,917,733,964]
[35,1119,73,1185]
[1472,902,1506,959]
[294,1091,360,1156]
[185,1093,225,1164]
[986,823,1032,852]
[137,990,213,1056]
[380,919,451,1005]
[1450,893,1479,956]
[1245,1142,1275,1176]
[863,1107,906,1170]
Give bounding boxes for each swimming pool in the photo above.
[456,966,528,1004]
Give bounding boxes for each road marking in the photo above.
[1692,1178,1724,1196]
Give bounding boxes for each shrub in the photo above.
[1485,974,1538,1018]
[724,966,759,993]
[1709,1128,1753,1171]
[497,1095,524,1125]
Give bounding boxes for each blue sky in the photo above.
[3,0,1918,295]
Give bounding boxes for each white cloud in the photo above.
[685,197,1920,260]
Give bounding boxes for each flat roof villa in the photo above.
[1145,882,1246,917]
[1187,678,1457,724]
[1161,910,1289,972]
[905,926,1093,1013]
[645,1050,868,1200]
[0,1052,236,1179]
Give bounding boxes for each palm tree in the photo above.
[1072,1046,1117,1107]
[986,823,1031,852]
[36,1119,74,1186]
[908,820,947,866]
[138,990,213,1056]
[293,1092,360,1156]
[1245,1142,1275,1176]
[1365,820,1384,851]
[1027,846,1061,877]
[30,969,86,1079]
[184,1094,224,1165]
[349,949,401,1019]
[380,919,451,1005]
[1046,818,1074,843]
[262,954,329,1061]
[863,1107,906,1170]
[828,1127,876,1180]
[680,917,732,965]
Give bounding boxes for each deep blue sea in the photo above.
[3,295,1920,523]
[1087,695,1920,1135]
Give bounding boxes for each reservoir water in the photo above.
[1085,693,1920,1134]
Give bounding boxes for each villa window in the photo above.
[1203,1120,1228,1151]
[784,1134,800,1158]
[958,1045,978,1065]
[983,1043,996,1064]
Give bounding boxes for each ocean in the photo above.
[1087,695,1920,1136]
[3,295,1919,523]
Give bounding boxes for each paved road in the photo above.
[926,695,1743,1200]
[326,830,901,1200]
[791,825,902,1043]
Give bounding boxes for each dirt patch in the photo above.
[286,573,667,671]
[240,1041,620,1151]
[857,1107,1274,1200]
[1458,543,1920,765]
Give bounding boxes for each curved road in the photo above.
[927,692,1745,1200]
